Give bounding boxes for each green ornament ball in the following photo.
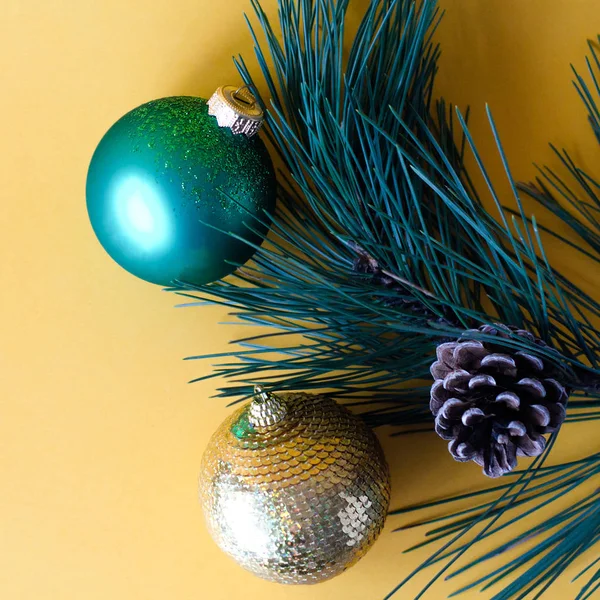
[86,96,276,286]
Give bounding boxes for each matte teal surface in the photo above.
[86,96,276,286]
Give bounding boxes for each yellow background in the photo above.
[2,1,599,598]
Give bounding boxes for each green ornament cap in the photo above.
[208,85,264,137]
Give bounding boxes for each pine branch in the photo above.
[178,1,600,597]
[392,447,600,599]
[519,36,600,259]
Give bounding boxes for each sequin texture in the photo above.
[199,390,391,584]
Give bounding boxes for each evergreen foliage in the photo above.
[177,1,600,596]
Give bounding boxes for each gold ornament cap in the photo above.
[248,385,288,427]
[207,85,264,137]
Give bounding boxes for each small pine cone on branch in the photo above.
[350,242,458,326]
[430,324,569,478]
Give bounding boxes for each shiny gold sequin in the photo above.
[199,388,391,584]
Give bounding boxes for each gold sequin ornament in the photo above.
[199,387,391,584]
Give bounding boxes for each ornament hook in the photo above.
[253,385,269,403]
[232,85,258,109]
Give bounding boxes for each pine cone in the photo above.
[430,324,569,478]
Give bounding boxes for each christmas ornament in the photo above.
[86,87,276,286]
[430,324,569,478]
[199,386,391,584]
